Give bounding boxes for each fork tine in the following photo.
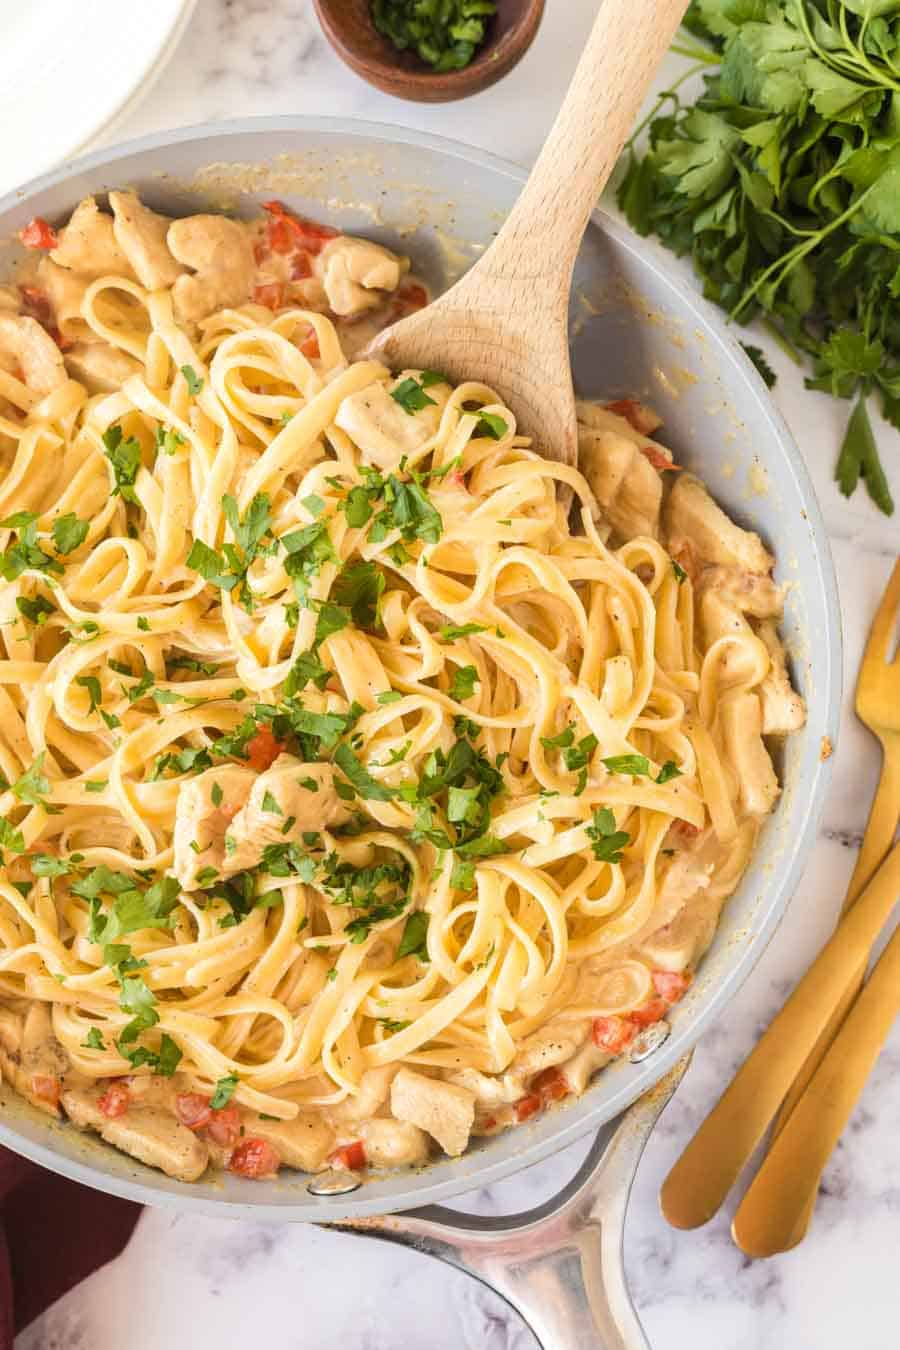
[862,558,900,668]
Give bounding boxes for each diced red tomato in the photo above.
[30,1074,60,1106]
[604,398,658,436]
[19,286,51,323]
[652,970,692,1004]
[480,1115,498,1131]
[261,202,338,255]
[298,329,320,360]
[630,997,669,1028]
[229,1136,281,1178]
[244,726,285,772]
[207,1102,242,1148]
[533,1067,570,1104]
[290,251,312,281]
[175,1092,213,1130]
[591,1015,636,1054]
[253,282,285,311]
[329,1140,367,1171]
[19,218,58,251]
[514,1092,543,1123]
[641,445,681,473]
[98,1081,130,1119]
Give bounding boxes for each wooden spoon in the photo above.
[364,0,689,467]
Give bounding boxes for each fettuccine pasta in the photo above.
[0,195,805,1182]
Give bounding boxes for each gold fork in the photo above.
[731,557,900,1252]
[660,559,900,1234]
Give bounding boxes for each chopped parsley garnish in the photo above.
[284,647,331,697]
[51,513,89,555]
[210,1074,239,1109]
[0,818,25,860]
[440,623,487,640]
[16,594,55,626]
[155,425,185,457]
[187,493,274,612]
[376,690,403,705]
[0,512,63,580]
[261,790,282,815]
[332,561,385,630]
[180,364,203,395]
[137,616,150,632]
[82,1027,105,1050]
[602,754,682,784]
[372,0,496,72]
[396,910,429,961]
[378,1018,411,1034]
[391,376,437,415]
[9,753,51,807]
[101,424,142,504]
[334,743,395,802]
[475,412,508,440]
[75,674,102,713]
[448,665,478,702]
[585,807,631,865]
[281,519,336,605]
[672,559,688,584]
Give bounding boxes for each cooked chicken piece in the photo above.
[0,1003,70,1117]
[50,196,134,279]
[172,764,256,891]
[335,376,446,471]
[697,565,783,619]
[637,894,721,974]
[326,630,391,710]
[108,191,185,291]
[390,1067,475,1157]
[99,1105,208,1182]
[449,1066,527,1108]
[560,1040,613,1095]
[240,1110,335,1171]
[0,286,19,312]
[223,755,349,877]
[356,1117,429,1168]
[64,341,142,393]
[665,474,774,575]
[59,1080,107,1129]
[0,314,66,396]
[167,215,255,323]
[719,691,779,816]
[36,258,92,343]
[327,1065,397,1123]
[318,236,409,317]
[577,423,663,540]
[756,619,806,735]
[577,399,670,454]
[511,1017,590,1077]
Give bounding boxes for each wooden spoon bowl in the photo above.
[313,0,545,103]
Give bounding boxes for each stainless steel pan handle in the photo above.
[326,1057,689,1350]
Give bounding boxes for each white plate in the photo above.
[0,0,196,195]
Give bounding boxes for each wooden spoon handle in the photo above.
[659,839,900,1230]
[732,919,900,1256]
[460,0,688,297]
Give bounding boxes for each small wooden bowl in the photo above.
[314,0,545,103]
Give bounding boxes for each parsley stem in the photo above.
[623,62,711,152]
[668,41,719,66]
[731,181,878,322]
[760,318,803,367]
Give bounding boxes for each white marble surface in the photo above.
[17,2,900,1347]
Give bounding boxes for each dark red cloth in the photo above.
[0,1145,140,1344]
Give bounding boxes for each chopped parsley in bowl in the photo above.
[371,0,497,72]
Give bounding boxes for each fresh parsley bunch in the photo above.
[618,0,900,515]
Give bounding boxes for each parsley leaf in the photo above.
[333,743,395,801]
[449,665,478,702]
[475,412,508,439]
[180,365,203,395]
[210,1074,239,1109]
[396,910,429,961]
[391,376,437,414]
[440,623,487,640]
[101,424,142,504]
[332,561,385,630]
[585,807,631,864]
[52,513,89,555]
[16,593,55,626]
[0,514,62,580]
[75,674,102,713]
[11,753,50,806]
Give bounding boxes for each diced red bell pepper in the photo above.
[652,970,692,1004]
[19,218,58,251]
[245,726,285,772]
[175,1092,213,1130]
[229,1137,281,1178]
[640,445,681,473]
[253,282,284,311]
[298,329,320,360]
[630,997,669,1028]
[98,1081,130,1118]
[513,1092,543,1122]
[591,1015,636,1054]
[262,202,338,255]
[533,1067,570,1104]
[329,1140,367,1171]
[30,1074,60,1106]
